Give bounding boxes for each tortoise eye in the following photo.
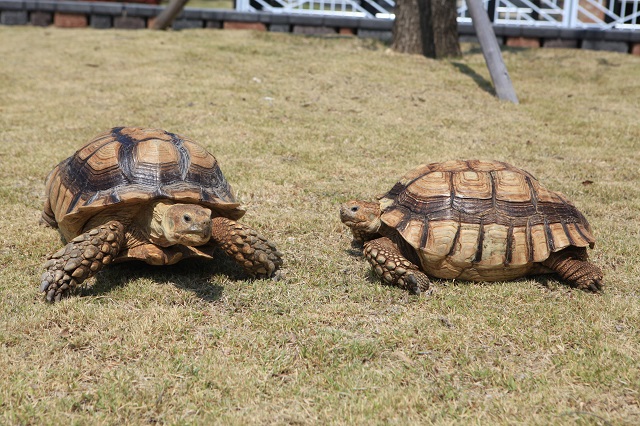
[183,214,192,223]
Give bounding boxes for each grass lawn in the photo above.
[0,27,639,424]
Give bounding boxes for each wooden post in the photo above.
[152,0,189,30]
[464,0,519,104]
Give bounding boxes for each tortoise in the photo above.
[340,160,603,294]
[40,127,283,302]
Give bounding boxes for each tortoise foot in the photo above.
[40,221,125,302]
[363,237,430,294]
[211,217,283,278]
[543,248,604,292]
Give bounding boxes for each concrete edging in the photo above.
[1,0,639,54]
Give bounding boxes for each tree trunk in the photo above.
[392,0,461,59]
[392,0,423,54]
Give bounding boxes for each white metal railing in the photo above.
[235,0,640,30]
[238,0,394,17]
[457,0,570,27]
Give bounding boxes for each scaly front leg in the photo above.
[210,217,282,278]
[40,221,126,302]
[363,237,430,294]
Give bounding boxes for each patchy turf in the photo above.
[0,27,638,425]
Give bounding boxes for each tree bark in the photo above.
[392,0,424,55]
[392,0,461,59]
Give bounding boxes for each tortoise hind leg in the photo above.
[542,247,603,292]
[363,237,430,294]
[40,221,126,302]
[210,217,283,278]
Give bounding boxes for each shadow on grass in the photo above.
[463,43,535,56]
[79,254,249,303]
[530,274,584,293]
[451,62,496,96]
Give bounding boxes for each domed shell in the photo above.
[42,127,245,239]
[377,160,595,281]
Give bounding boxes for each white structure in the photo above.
[235,0,640,30]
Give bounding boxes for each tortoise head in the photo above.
[339,200,382,244]
[153,202,213,246]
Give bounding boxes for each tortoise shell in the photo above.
[42,127,245,242]
[378,160,595,281]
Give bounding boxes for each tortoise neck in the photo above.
[352,217,382,243]
[146,200,175,247]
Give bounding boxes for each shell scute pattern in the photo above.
[378,160,595,281]
[40,127,284,302]
[452,170,492,199]
[43,127,243,240]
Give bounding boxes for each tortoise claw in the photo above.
[46,288,56,303]
[406,274,420,295]
[587,278,603,293]
[405,271,431,295]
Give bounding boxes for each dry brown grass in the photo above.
[0,27,639,425]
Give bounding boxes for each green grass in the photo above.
[1,27,639,424]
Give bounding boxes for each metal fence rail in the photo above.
[235,0,640,30]
[240,0,395,17]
